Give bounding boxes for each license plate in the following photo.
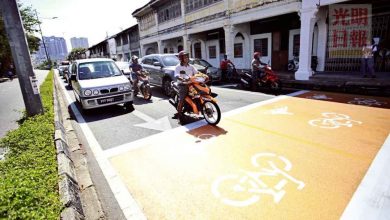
[97,95,123,104]
[99,98,114,104]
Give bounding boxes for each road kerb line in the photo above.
[55,74,146,220]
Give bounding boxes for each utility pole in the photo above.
[34,9,51,68]
[0,0,44,116]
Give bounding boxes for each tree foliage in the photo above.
[67,48,87,61]
[0,2,41,73]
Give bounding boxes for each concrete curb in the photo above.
[53,78,85,219]
[53,74,106,219]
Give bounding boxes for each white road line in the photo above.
[103,91,305,158]
[341,133,390,220]
[132,109,155,122]
[55,74,146,220]
[285,90,310,97]
[211,86,276,97]
[214,83,239,88]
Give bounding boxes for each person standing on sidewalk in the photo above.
[361,40,376,78]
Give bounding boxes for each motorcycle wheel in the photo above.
[287,63,295,72]
[270,80,282,93]
[202,101,221,125]
[142,85,152,100]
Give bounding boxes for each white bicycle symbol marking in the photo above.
[264,106,293,115]
[306,94,333,100]
[308,112,362,129]
[347,98,387,106]
[212,152,305,207]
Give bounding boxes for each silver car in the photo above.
[70,58,133,110]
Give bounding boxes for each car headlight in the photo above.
[119,86,124,91]
[124,85,131,90]
[93,89,99,95]
[84,89,92,96]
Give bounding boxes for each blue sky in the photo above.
[20,0,149,50]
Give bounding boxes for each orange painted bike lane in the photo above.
[107,95,390,220]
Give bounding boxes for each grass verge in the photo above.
[0,70,62,219]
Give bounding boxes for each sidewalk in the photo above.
[277,71,390,97]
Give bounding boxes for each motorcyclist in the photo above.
[251,52,267,82]
[173,51,197,119]
[129,55,142,93]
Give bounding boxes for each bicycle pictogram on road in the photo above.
[348,98,387,107]
[308,112,362,129]
[212,152,305,207]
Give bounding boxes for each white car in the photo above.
[115,61,131,79]
[70,58,133,110]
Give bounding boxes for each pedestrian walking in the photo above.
[361,40,376,78]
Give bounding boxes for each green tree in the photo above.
[0,2,41,74]
[67,48,87,61]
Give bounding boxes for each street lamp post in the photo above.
[34,10,57,68]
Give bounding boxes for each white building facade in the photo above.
[133,0,390,80]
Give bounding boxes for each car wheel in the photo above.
[163,78,172,96]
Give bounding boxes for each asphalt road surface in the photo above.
[55,72,390,220]
[0,69,49,138]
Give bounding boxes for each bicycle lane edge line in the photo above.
[340,133,390,220]
[102,90,310,158]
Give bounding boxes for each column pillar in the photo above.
[223,24,234,59]
[316,7,328,72]
[295,7,318,80]
[157,40,162,54]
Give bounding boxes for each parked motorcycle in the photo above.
[130,70,152,100]
[287,55,318,72]
[287,55,299,72]
[240,64,282,93]
[169,72,221,125]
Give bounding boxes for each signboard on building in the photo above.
[328,4,372,58]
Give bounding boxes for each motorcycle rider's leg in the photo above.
[133,79,139,94]
[173,85,188,119]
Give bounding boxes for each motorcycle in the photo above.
[240,64,282,93]
[130,70,152,100]
[288,55,318,72]
[287,55,299,72]
[169,72,221,125]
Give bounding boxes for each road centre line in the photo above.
[55,74,146,220]
[341,134,390,220]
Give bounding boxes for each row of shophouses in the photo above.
[87,0,389,80]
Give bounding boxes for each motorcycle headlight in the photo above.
[119,86,124,91]
[93,89,99,95]
[84,89,92,96]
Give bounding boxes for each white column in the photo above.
[182,34,189,52]
[316,7,328,72]
[224,24,234,59]
[295,7,318,80]
[157,40,162,54]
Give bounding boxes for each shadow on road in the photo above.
[68,102,134,123]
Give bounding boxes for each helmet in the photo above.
[178,51,189,62]
[254,52,261,59]
[131,55,138,61]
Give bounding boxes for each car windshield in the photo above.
[78,61,122,80]
[161,55,179,66]
[198,59,212,67]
